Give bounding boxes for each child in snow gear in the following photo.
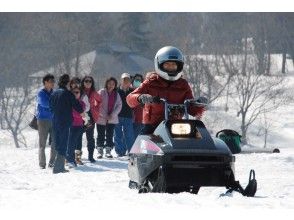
[127,46,206,134]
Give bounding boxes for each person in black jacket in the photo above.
[114,73,135,157]
[49,74,84,174]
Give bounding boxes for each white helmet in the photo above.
[154,46,184,81]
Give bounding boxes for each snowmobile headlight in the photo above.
[171,123,191,135]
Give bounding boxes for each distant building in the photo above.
[29,42,153,87]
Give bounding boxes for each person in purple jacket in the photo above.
[66,86,86,168]
[36,74,56,169]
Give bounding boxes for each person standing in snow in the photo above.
[96,77,122,158]
[114,73,135,157]
[36,74,56,169]
[69,77,90,165]
[131,74,144,139]
[66,86,86,168]
[49,74,84,174]
[126,46,206,134]
[80,76,102,162]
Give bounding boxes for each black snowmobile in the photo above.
[128,98,257,196]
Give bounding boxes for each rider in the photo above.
[126,46,206,134]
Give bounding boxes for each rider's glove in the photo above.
[196,96,208,104]
[138,94,156,104]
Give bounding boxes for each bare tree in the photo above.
[0,15,36,146]
[257,111,275,148]
[227,55,286,144]
[36,13,90,77]
[0,84,35,148]
[184,54,234,108]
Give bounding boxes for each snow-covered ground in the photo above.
[0,142,294,205]
[0,143,294,220]
[1,144,294,215]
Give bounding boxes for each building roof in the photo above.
[29,43,153,80]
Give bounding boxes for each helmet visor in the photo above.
[159,60,184,76]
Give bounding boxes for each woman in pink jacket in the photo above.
[96,77,122,159]
[66,86,86,168]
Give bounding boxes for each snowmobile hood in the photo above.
[151,119,232,155]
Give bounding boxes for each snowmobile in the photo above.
[128,98,257,196]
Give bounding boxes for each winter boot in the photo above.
[66,162,77,169]
[105,147,113,159]
[88,149,96,163]
[75,150,84,165]
[53,153,69,174]
[97,147,104,159]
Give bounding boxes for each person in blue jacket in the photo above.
[36,74,56,169]
[49,74,84,174]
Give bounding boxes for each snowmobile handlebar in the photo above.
[158,98,208,120]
